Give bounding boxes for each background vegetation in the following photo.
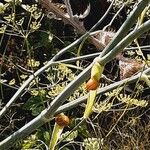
[0,0,150,149]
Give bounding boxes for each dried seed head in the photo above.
[118,56,144,79]
[94,28,115,46]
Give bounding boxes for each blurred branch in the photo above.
[40,0,114,49]
[40,0,86,33]
[64,0,74,19]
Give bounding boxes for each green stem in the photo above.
[99,20,150,65]
[100,0,150,57]
[49,123,64,150]
[83,90,97,119]
[141,74,150,87]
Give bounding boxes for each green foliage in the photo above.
[21,133,49,150]
[83,138,103,150]
[22,134,37,149]
[27,59,40,68]
[94,100,113,113]
[117,94,148,107]
[46,64,86,100]
[23,95,46,116]
[0,2,8,14]
[23,63,86,116]
[94,85,148,114]
[60,130,78,142]
[29,31,53,49]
